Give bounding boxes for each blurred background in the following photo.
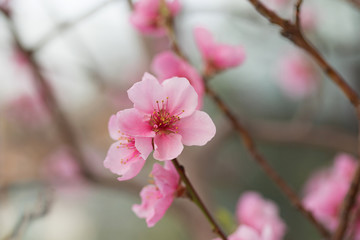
[0,0,359,239]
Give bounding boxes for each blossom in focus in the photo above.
[104,114,153,181]
[194,27,246,73]
[236,191,286,240]
[151,51,205,109]
[132,161,181,227]
[130,0,180,36]
[303,154,359,235]
[116,73,216,161]
[277,51,318,99]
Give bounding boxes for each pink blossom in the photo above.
[194,27,246,73]
[5,93,49,127]
[132,161,180,227]
[116,73,216,161]
[303,154,359,233]
[130,0,180,36]
[277,51,318,99]
[236,191,286,240]
[42,147,82,184]
[300,6,317,31]
[104,114,153,181]
[151,51,205,109]
[214,225,264,240]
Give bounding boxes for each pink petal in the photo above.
[153,134,183,161]
[104,141,145,181]
[161,77,198,118]
[177,110,216,146]
[117,108,155,137]
[194,27,214,59]
[152,162,179,195]
[167,0,181,15]
[135,137,153,160]
[108,114,121,140]
[132,185,160,219]
[232,225,262,240]
[127,73,165,114]
[147,195,174,227]
[151,51,205,109]
[211,44,246,69]
[132,185,174,227]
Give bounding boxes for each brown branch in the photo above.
[245,1,360,239]
[159,7,331,239]
[205,86,331,238]
[172,158,228,240]
[31,0,116,52]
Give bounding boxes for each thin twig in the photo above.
[4,191,52,240]
[31,0,116,52]
[294,0,303,29]
[244,1,360,239]
[159,5,331,238]
[172,158,227,240]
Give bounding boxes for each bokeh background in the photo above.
[1,0,360,239]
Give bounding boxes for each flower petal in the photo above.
[151,51,204,109]
[117,108,154,137]
[161,77,198,117]
[135,137,153,159]
[153,134,183,161]
[177,110,216,146]
[152,162,179,195]
[194,27,214,59]
[108,114,121,140]
[127,73,165,114]
[104,141,145,181]
[211,44,246,69]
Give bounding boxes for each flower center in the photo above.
[149,98,183,135]
[116,134,139,164]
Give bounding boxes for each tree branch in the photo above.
[159,6,331,238]
[245,1,360,239]
[172,158,227,240]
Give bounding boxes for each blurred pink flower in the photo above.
[236,191,286,240]
[151,51,205,109]
[6,93,49,127]
[43,147,82,184]
[104,114,153,181]
[132,161,180,227]
[277,51,318,99]
[214,225,263,240]
[130,0,180,36]
[116,73,216,161]
[194,27,246,73]
[300,6,317,31]
[303,154,359,233]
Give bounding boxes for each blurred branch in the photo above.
[245,1,360,239]
[159,6,331,239]
[294,0,303,29]
[172,158,228,240]
[346,0,360,8]
[3,191,52,240]
[250,120,357,155]
[0,6,142,196]
[31,0,117,52]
